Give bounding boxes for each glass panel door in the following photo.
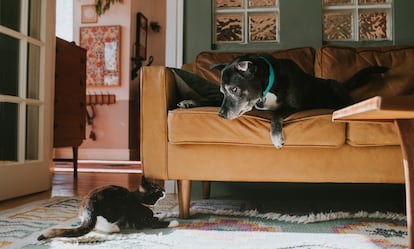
[0,0,55,200]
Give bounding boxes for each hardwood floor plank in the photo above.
[0,171,142,212]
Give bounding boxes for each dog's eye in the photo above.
[230,87,238,94]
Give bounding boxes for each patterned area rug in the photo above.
[0,196,408,249]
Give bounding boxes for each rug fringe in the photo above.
[158,208,406,224]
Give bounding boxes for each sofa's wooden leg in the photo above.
[178,180,191,219]
[202,181,211,199]
[395,119,414,249]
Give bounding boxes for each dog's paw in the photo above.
[271,132,284,149]
[177,100,198,108]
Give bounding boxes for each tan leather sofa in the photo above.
[140,46,414,218]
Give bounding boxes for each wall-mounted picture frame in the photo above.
[136,12,148,60]
[79,25,121,86]
[81,5,98,24]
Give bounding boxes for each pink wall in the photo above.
[55,0,166,160]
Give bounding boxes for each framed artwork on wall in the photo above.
[81,5,98,24]
[80,25,121,86]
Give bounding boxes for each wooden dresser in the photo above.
[53,37,86,177]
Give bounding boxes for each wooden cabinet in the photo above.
[53,37,86,177]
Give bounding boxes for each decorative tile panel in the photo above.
[215,14,244,43]
[215,0,243,8]
[358,0,387,4]
[323,12,353,40]
[249,13,277,41]
[359,11,388,40]
[323,0,353,6]
[322,0,392,41]
[214,0,279,44]
[248,0,276,8]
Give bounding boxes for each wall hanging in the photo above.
[81,5,98,24]
[80,25,121,86]
[131,12,149,79]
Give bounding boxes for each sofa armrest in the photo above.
[140,66,178,179]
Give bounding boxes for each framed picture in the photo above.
[81,5,98,24]
[79,25,121,86]
[136,12,148,60]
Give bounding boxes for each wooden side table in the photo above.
[333,95,414,249]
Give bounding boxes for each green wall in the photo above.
[184,0,414,64]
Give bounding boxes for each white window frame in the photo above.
[213,0,280,44]
[323,0,393,42]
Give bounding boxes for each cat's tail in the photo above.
[37,215,97,240]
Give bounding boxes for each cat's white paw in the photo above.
[168,220,179,228]
[177,100,198,108]
[95,216,120,233]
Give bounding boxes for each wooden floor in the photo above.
[0,168,406,215]
[0,171,142,212]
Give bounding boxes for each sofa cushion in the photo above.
[346,122,399,147]
[315,45,414,102]
[194,47,315,84]
[168,107,345,147]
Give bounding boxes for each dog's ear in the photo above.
[236,61,253,72]
[210,63,226,71]
[235,61,256,77]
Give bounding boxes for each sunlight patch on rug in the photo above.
[35,230,384,249]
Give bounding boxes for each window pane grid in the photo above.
[0,0,44,164]
[323,0,392,42]
[214,0,279,44]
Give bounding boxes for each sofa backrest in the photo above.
[193,47,315,85]
[315,45,414,102]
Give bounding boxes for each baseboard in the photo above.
[54,148,131,161]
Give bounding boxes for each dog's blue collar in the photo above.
[259,56,275,98]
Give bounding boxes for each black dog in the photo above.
[212,54,388,149]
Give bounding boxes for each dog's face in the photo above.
[213,56,265,120]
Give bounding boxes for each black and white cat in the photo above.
[38,176,178,240]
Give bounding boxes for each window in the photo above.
[322,0,393,42]
[213,0,279,44]
[56,0,74,41]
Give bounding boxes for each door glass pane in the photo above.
[0,33,20,96]
[28,0,42,39]
[27,43,40,99]
[0,102,18,162]
[0,0,21,31]
[26,105,39,160]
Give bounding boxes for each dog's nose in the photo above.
[218,109,226,119]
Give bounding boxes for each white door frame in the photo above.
[0,0,55,201]
[165,0,184,68]
[164,0,183,193]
